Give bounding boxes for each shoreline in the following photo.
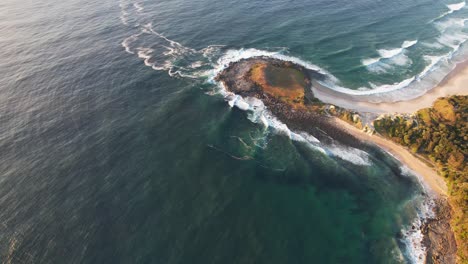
[333,118,448,196]
[215,55,453,196]
[334,118,458,263]
[215,56,459,263]
[313,60,468,114]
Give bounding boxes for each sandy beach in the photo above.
[334,118,448,196]
[314,61,468,114]
[333,119,460,263]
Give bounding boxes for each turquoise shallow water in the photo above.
[0,0,466,263]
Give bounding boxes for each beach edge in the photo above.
[333,118,458,264]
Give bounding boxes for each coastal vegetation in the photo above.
[373,95,468,262]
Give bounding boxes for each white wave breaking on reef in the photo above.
[403,200,435,264]
[222,90,373,166]
[212,48,330,76]
[399,184,436,264]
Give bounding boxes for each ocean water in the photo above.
[0,0,466,263]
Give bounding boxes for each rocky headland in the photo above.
[215,57,368,148]
[215,56,459,263]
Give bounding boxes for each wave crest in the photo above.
[362,40,418,67]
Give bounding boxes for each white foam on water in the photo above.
[212,48,331,78]
[391,53,413,66]
[119,0,130,25]
[190,61,205,69]
[121,33,141,54]
[133,2,144,13]
[362,40,418,67]
[438,31,468,49]
[331,20,466,98]
[402,40,418,49]
[418,56,445,79]
[431,1,466,22]
[420,41,445,49]
[378,48,405,59]
[433,18,468,65]
[448,1,466,12]
[402,199,436,264]
[362,57,381,66]
[436,17,467,35]
[120,20,224,78]
[119,0,144,27]
[219,84,347,158]
[398,166,439,264]
[218,84,374,165]
[319,76,417,95]
[326,144,372,166]
[295,132,320,144]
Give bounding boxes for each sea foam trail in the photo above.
[121,22,223,78]
[119,0,224,78]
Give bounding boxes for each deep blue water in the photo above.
[0,0,466,263]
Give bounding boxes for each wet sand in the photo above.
[314,61,468,114]
[333,118,448,196]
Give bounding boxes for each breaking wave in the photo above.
[432,1,466,22]
[448,1,466,12]
[221,89,372,166]
[362,40,418,67]
[400,196,436,264]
